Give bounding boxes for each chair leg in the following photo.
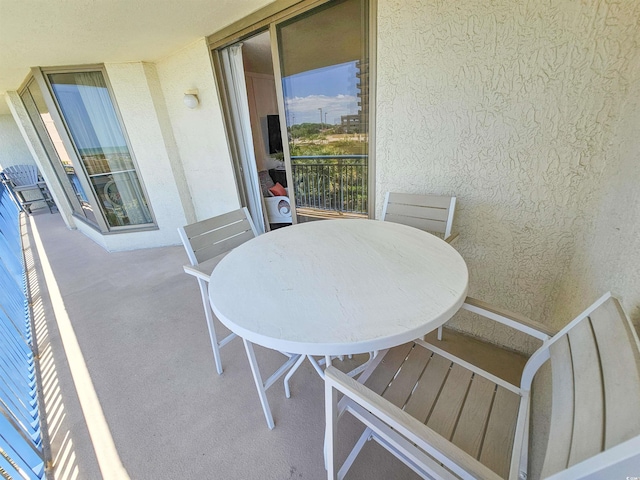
[437,326,443,341]
[338,427,372,479]
[243,338,275,430]
[198,279,223,375]
[325,378,338,479]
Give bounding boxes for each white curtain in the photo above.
[51,72,152,226]
[220,44,266,234]
[75,73,125,156]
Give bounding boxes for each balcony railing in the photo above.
[290,155,367,215]
[0,182,46,479]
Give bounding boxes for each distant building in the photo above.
[341,60,369,133]
[341,114,361,132]
[356,60,369,132]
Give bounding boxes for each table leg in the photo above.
[287,352,378,401]
[243,338,275,429]
[242,338,301,429]
[345,351,377,378]
[284,354,307,398]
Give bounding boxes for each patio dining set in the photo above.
[178,193,640,480]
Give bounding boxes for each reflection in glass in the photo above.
[278,0,369,217]
[48,71,152,227]
[22,82,98,223]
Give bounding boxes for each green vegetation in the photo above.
[288,123,367,157]
[289,141,367,157]
[287,123,369,214]
[289,123,324,138]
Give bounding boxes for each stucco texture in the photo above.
[155,39,241,222]
[376,0,640,353]
[103,62,191,250]
[553,54,640,331]
[0,113,33,168]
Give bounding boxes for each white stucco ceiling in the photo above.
[0,0,274,113]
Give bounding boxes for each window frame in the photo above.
[29,65,157,233]
[209,0,377,218]
[18,76,88,220]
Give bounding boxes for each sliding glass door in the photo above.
[212,0,372,226]
[275,0,369,221]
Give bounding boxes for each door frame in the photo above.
[216,43,270,233]
[268,22,298,224]
[210,0,377,221]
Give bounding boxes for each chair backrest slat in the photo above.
[382,192,456,237]
[589,298,640,449]
[2,165,39,186]
[385,192,452,209]
[384,202,450,223]
[540,295,640,478]
[383,214,448,235]
[566,319,605,466]
[183,208,248,238]
[188,216,252,253]
[178,207,257,266]
[194,229,255,264]
[541,336,574,478]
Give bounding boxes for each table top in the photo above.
[208,219,468,356]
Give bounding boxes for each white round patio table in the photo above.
[208,218,468,428]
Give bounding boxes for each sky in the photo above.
[282,61,360,125]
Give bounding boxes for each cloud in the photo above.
[285,94,359,124]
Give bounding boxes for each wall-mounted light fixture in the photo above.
[183,89,199,109]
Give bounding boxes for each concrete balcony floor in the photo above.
[25,210,527,480]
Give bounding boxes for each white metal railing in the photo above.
[290,155,367,214]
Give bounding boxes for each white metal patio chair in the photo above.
[178,207,260,375]
[1,164,54,214]
[382,191,458,340]
[381,192,458,243]
[325,292,640,479]
[180,207,302,429]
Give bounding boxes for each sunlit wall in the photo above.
[0,113,34,168]
[375,0,640,348]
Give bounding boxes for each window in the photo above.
[46,69,153,228]
[20,78,98,224]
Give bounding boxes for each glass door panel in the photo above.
[20,81,98,224]
[47,71,153,228]
[276,0,369,220]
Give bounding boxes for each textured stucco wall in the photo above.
[155,39,241,221]
[102,62,190,251]
[556,61,640,327]
[376,0,640,354]
[0,113,33,168]
[376,2,640,477]
[553,53,640,328]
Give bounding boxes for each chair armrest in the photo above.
[325,366,503,480]
[462,296,556,340]
[183,264,211,282]
[12,184,41,193]
[444,232,459,244]
[182,253,228,282]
